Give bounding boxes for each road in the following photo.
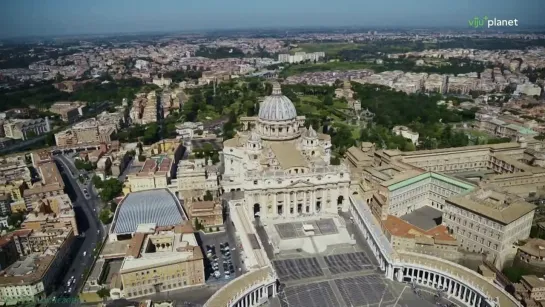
[50,154,105,306]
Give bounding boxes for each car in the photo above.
[66,281,71,287]
[83,189,88,193]
[68,287,73,292]
[224,273,231,279]
[214,271,221,278]
[230,267,235,274]
[83,251,87,257]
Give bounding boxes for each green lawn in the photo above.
[290,43,364,55]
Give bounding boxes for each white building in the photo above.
[277,52,325,64]
[392,125,419,145]
[514,83,542,97]
[152,75,172,88]
[222,83,351,220]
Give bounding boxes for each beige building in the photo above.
[23,162,64,209]
[0,228,74,305]
[176,158,219,196]
[515,239,545,274]
[49,101,86,123]
[113,225,204,299]
[125,157,172,193]
[3,118,51,140]
[185,200,223,229]
[443,188,535,267]
[475,113,538,141]
[347,138,545,197]
[520,275,545,302]
[21,194,78,235]
[55,118,115,147]
[359,169,475,221]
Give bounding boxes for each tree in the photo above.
[330,156,341,165]
[8,212,25,227]
[96,288,110,299]
[99,179,123,202]
[204,191,214,201]
[211,152,220,165]
[92,175,103,189]
[323,95,333,106]
[535,133,545,141]
[99,209,112,224]
[194,217,203,230]
[75,159,95,171]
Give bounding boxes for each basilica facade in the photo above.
[222,83,351,220]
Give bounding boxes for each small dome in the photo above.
[258,84,297,122]
[304,126,317,138]
[248,131,261,142]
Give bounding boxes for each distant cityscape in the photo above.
[0,26,544,307]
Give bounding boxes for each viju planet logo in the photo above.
[469,16,519,28]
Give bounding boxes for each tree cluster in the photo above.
[195,46,245,59]
[92,176,123,202]
[74,159,96,171]
[193,143,220,164]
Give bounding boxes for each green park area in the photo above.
[179,80,511,162]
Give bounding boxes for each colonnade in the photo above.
[395,267,491,307]
[252,185,349,219]
[232,283,276,307]
[348,196,392,278]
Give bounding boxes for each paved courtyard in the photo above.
[400,206,443,230]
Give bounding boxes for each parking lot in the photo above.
[199,232,240,283]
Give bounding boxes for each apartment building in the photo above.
[22,194,78,235]
[55,118,115,146]
[0,194,11,216]
[22,162,65,209]
[277,52,325,63]
[0,229,75,305]
[443,188,535,267]
[114,225,204,299]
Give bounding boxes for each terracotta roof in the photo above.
[383,215,457,243]
[127,233,146,258]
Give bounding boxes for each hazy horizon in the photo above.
[1,0,544,39]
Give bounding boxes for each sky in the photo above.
[0,0,543,38]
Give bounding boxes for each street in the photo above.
[48,154,105,306]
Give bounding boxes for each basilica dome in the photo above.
[258,85,297,122]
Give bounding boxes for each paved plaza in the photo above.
[273,257,324,281]
[274,218,338,239]
[264,213,458,307]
